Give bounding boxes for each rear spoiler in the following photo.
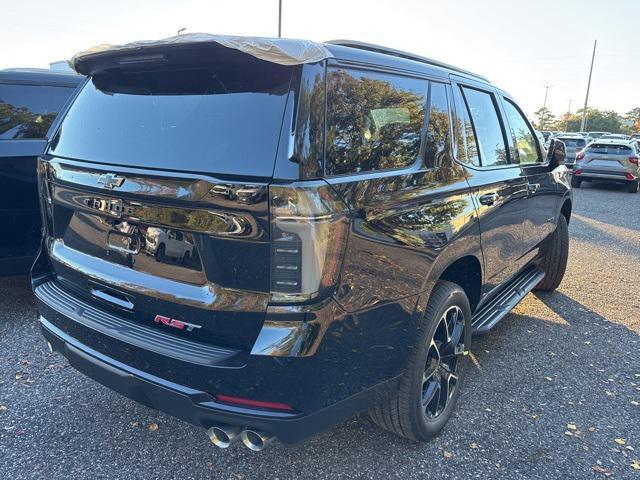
[69,33,333,75]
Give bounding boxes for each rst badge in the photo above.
[154,314,202,332]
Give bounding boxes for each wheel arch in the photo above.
[437,255,482,313]
[421,246,484,316]
[560,197,572,225]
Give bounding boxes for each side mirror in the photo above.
[547,138,566,171]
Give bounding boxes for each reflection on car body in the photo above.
[146,227,194,264]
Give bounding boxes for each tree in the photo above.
[533,107,555,130]
[564,108,623,133]
[626,107,640,132]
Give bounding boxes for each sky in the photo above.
[2,0,638,119]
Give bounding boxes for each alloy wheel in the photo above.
[421,305,465,419]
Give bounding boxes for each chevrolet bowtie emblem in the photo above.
[97,173,125,189]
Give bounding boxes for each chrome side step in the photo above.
[471,267,545,335]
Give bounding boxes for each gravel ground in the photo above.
[1,182,639,479]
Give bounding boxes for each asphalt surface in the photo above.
[1,181,639,479]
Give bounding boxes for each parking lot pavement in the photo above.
[1,182,639,480]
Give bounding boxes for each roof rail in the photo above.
[324,39,489,82]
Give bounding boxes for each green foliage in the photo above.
[0,100,58,139]
[533,107,555,130]
[537,106,638,134]
[563,108,623,133]
[626,107,640,132]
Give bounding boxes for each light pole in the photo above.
[278,0,282,38]
[580,40,597,132]
[541,85,552,130]
[177,27,186,36]
[565,99,573,131]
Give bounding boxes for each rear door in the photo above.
[40,56,294,351]
[450,82,529,294]
[499,95,559,250]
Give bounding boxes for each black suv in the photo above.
[0,68,82,275]
[32,37,571,450]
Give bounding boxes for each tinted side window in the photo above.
[0,83,76,140]
[451,84,480,166]
[424,82,452,169]
[502,99,541,164]
[326,68,427,175]
[462,87,509,167]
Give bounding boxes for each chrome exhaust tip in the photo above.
[46,341,54,354]
[240,429,274,451]
[207,424,242,448]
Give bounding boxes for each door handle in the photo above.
[90,286,134,310]
[478,192,499,206]
[527,183,541,195]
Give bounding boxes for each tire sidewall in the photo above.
[408,284,472,439]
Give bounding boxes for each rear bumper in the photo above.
[40,315,398,444]
[574,170,636,182]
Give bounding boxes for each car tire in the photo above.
[155,244,165,261]
[535,214,569,292]
[627,180,639,194]
[571,176,581,188]
[369,281,472,442]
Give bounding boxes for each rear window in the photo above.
[557,138,586,148]
[49,62,292,177]
[588,143,633,154]
[0,83,77,140]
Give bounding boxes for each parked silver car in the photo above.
[572,139,640,193]
[555,134,587,168]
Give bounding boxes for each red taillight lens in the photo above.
[628,156,639,165]
[625,172,635,180]
[576,151,585,161]
[215,394,294,412]
[269,183,350,303]
[574,169,583,175]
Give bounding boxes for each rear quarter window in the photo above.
[326,68,427,175]
[0,83,76,139]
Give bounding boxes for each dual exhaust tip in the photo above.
[207,425,274,451]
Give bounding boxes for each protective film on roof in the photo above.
[69,33,333,74]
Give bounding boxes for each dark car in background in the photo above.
[32,36,571,450]
[0,69,82,275]
[554,133,587,169]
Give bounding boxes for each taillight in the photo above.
[574,169,583,175]
[629,156,639,165]
[625,172,635,180]
[576,150,585,161]
[269,183,350,303]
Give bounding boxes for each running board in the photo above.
[471,267,545,335]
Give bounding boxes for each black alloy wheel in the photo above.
[422,305,465,419]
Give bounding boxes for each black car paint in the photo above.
[32,42,571,445]
[0,70,82,275]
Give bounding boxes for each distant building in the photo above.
[49,60,74,73]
